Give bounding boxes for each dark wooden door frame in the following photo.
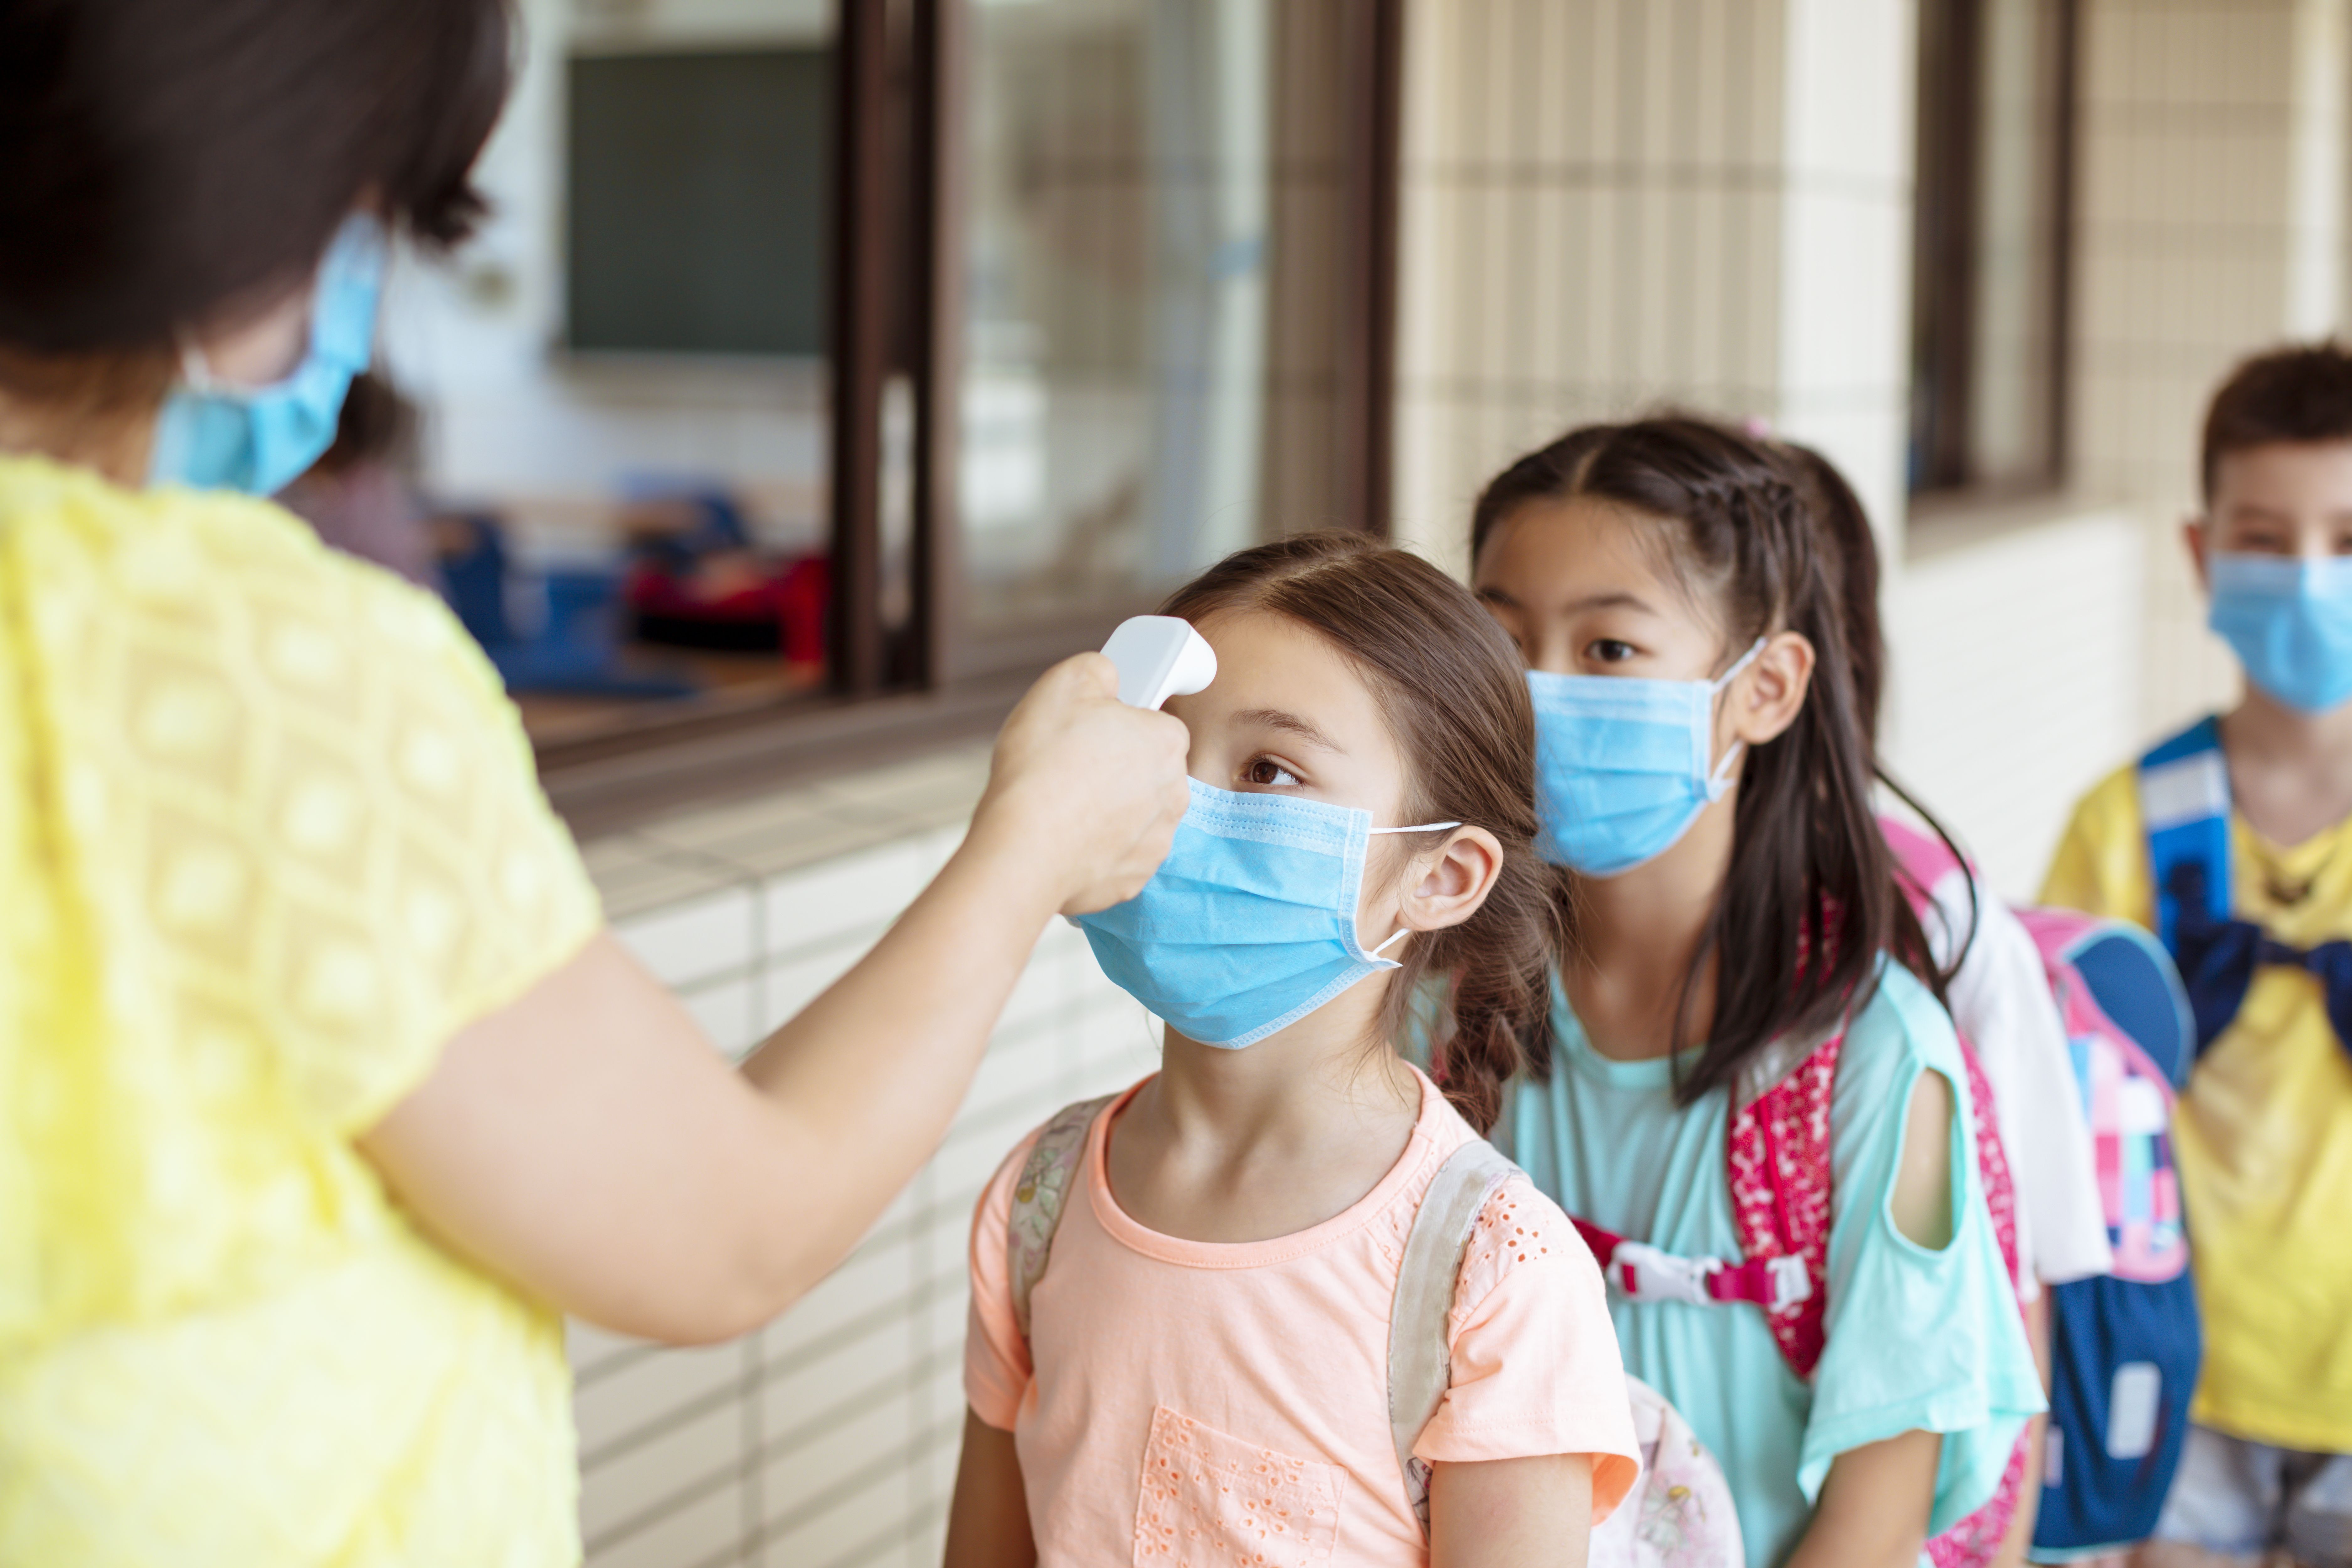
[547,0,1407,835]
[840,0,1409,696]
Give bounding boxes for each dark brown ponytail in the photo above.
[1781,437,1976,977]
[1159,532,1559,1131]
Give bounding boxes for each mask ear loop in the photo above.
[1702,637,1769,801]
[1363,819,1465,958]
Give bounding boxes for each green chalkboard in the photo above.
[566,48,831,356]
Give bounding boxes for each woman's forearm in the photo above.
[361,656,1190,1344]
[733,803,1069,1286]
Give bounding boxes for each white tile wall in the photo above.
[1884,505,2149,899]
[572,750,1159,1568]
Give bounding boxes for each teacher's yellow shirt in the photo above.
[2043,761,2352,1453]
[0,454,602,1564]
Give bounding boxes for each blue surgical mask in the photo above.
[1073,779,1459,1050]
[2207,553,2352,713]
[149,214,387,495]
[1528,638,1764,877]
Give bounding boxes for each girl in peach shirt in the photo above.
[945,534,1640,1568]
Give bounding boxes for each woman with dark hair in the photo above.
[0,2,1186,1559]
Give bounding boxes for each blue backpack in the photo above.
[1891,812,2202,1558]
[2014,906,2201,1558]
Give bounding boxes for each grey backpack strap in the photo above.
[1388,1137,1519,1535]
[1485,1078,1518,1163]
[1006,1094,1118,1344]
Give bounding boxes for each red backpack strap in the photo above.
[1922,1030,2031,1568]
[1724,1030,1840,1380]
[1952,1031,2021,1289]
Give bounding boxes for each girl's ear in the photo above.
[1397,826,1506,935]
[1726,630,1815,746]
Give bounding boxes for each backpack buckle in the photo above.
[1606,1241,1727,1307]
[1764,1254,1813,1310]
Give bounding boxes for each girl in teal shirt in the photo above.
[1463,418,2043,1568]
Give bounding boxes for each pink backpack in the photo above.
[1558,946,2032,1567]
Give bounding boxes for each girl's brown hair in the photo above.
[1158,531,1558,1131]
[1470,417,1947,1106]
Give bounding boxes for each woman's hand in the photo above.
[1429,1452,1593,1568]
[976,651,1193,914]
[360,656,1189,1344]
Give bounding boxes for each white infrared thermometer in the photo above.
[1101,615,1216,710]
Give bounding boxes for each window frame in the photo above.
[1907,0,2080,506]
[536,0,1404,833]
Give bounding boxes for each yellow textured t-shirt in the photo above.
[2043,759,2352,1452]
[0,454,604,1564]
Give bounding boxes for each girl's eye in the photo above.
[1244,757,1302,788]
[1586,638,1639,664]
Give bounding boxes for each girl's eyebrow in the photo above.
[1563,589,1659,614]
[1233,708,1342,752]
[1475,584,1660,616]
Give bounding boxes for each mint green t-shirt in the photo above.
[1504,963,2042,1568]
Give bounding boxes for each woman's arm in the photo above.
[1429,1453,1592,1568]
[361,655,1190,1343]
[944,1412,1036,1568]
[1784,1430,1942,1568]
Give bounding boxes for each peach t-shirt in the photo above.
[965,1066,1639,1566]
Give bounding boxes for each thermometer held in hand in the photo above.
[1101,615,1216,710]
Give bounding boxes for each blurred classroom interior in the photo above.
[340,1,2338,1562]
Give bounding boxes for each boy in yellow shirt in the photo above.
[2044,343,2352,1568]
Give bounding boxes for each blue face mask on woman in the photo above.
[2207,553,2352,713]
[1528,638,1764,877]
[148,214,387,495]
[1073,779,1459,1050]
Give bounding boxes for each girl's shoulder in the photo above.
[1833,959,1965,1105]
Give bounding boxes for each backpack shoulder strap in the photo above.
[1388,1136,1518,1537]
[1725,1027,1841,1380]
[2137,714,2232,955]
[1006,1093,1119,1345]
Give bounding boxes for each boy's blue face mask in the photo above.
[1073,779,1458,1050]
[2207,553,2352,713]
[1528,638,1764,878]
[149,214,387,496]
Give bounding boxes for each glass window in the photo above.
[954,0,1383,670]
[356,0,1396,826]
[1910,0,2077,495]
[377,4,838,755]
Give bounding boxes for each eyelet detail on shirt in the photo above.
[1133,1406,1345,1566]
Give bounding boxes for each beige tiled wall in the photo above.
[2072,0,2350,739]
[1391,0,1916,572]
[571,748,1160,1568]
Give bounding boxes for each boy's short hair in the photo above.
[2202,341,2352,503]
